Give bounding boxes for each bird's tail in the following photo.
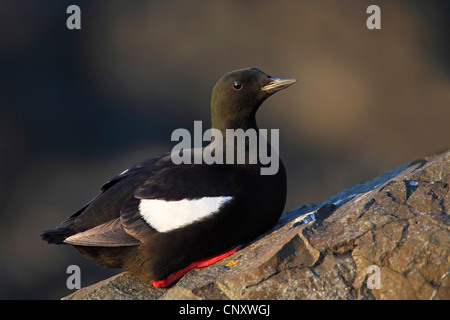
[40,204,87,244]
[40,228,74,244]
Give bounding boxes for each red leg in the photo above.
[152,246,240,288]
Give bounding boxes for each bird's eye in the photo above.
[233,81,243,91]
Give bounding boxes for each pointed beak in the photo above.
[261,76,298,94]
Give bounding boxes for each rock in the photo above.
[63,150,450,300]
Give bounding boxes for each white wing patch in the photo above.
[139,196,233,232]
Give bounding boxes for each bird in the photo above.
[41,67,297,287]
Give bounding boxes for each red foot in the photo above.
[152,246,240,288]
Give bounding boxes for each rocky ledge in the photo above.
[64,150,449,300]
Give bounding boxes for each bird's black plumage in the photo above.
[41,68,297,284]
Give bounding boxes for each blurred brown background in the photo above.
[0,0,448,299]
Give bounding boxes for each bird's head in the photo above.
[210,68,297,131]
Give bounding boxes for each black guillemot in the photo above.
[41,68,297,287]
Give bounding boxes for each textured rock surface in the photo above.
[63,150,449,300]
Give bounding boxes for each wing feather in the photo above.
[64,218,141,247]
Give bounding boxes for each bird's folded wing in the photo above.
[64,218,141,247]
[134,163,234,200]
[119,163,237,235]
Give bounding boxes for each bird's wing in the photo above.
[63,157,236,245]
[46,154,170,245]
[52,154,168,231]
[64,218,141,246]
[120,163,236,236]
